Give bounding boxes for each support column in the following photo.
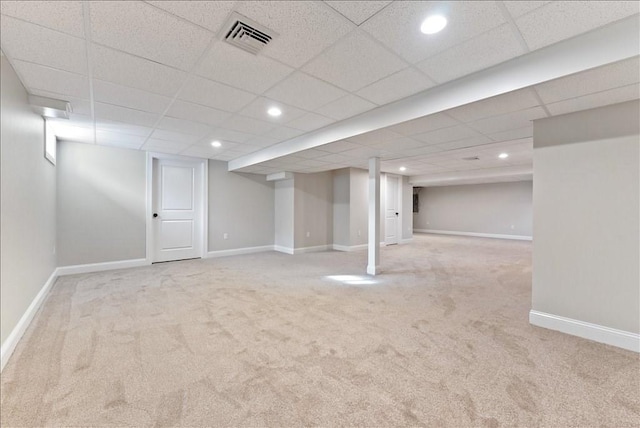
[367,157,380,275]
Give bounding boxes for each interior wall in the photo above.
[0,55,57,345]
[402,176,413,240]
[413,181,533,237]
[349,168,369,247]
[57,141,146,266]
[274,179,294,249]
[532,100,639,334]
[332,168,350,247]
[208,161,274,252]
[294,172,333,249]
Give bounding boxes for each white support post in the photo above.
[367,157,381,275]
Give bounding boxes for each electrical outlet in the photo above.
[223,233,228,240]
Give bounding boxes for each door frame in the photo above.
[145,152,208,264]
[384,173,403,246]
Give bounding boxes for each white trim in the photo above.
[333,244,368,252]
[146,152,208,264]
[294,245,331,254]
[206,245,273,258]
[274,245,294,255]
[529,310,640,353]
[367,264,379,276]
[1,269,58,372]
[414,229,532,241]
[57,258,149,276]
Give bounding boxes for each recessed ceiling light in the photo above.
[420,15,447,35]
[499,153,509,159]
[399,166,407,172]
[267,107,282,117]
[211,140,222,148]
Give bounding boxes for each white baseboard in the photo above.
[414,229,532,241]
[333,244,368,252]
[206,245,273,258]
[1,268,58,372]
[57,258,149,276]
[529,310,639,353]
[274,245,294,255]
[294,244,331,254]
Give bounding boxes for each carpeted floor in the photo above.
[1,234,638,427]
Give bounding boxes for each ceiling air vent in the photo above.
[221,12,277,55]
[462,156,480,161]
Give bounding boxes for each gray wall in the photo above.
[332,168,350,246]
[208,161,274,251]
[57,141,146,265]
[532,100,639,334]
[350,168,369,246]
[402,176,413,240]
[413,181,533,237]
[274,179,294,249]
[294,172,333,248]
[1,56,57,345]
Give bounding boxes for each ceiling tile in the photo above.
[0,15,87,75]
[265,72,348,111]
[286,112,335,132]
[316,152,354,164]
[89,1,213,71]
[356,67,435,105]
[181,145,221,159]
[244,136,279,148]
[413,124,480,146]
[150,129,202,144]
[317,140,362,153]
[0,0,85,37]
[488,127,533,143]
[238,97,307,123]
[295,149,334,159]
[234,0,355,68]
[302,30,407,92]
[93,79,172,114]
[339,146,388,159]
[315,94,376,121]
[370,137,425,151]
[156,116,212,136]
[515,1,640,51]
[468,106,547,134]
[502,1,550,19]
[546,83,640,116]
[179,75,256,112]
[432,135,493,152]
[324,1,392,25]
[96,130,146,149]
[208,127,255,143]
[12,59,89,98]
[534,57,640,104]
[94,102,160,127]
[197,42,293,94]
[222,115,275,135]
[95,120,153,137]
[361,1,506,64]
[446,88,540,123]
[146,1,237,32]
[417,24,523,84]
[92,45,186,97]
[264,126,305,141]
[29,88,92,116]
[165,100,231,127]
[385,112,459,136]
[346,128,402,145]
[142,138,191,154]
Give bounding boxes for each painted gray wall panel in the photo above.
[1,56,57,345]
[332,169,350,246]
[414,181,533,237]
[208,161,274,251]
[350,168,369,246]
[274,179,294,249]
[57,141,146,265]
[532,101,639,333]
[402,176,413,240]
[294,172,333,248]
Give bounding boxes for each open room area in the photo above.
[2,1,639,426]
[2,234,638,426]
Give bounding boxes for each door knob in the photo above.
[153,213,158,218]
[395,212,399,216]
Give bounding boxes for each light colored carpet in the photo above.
[1,234,638,427]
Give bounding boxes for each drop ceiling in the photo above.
[1,1,638,184]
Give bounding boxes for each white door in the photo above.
[385,175,400,245]
[152,158,203,262]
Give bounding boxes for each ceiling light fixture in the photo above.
[420,15,447,35]
[499,153,509,159]
[267,107,282,117]
[211,140,222,148]
[399,166,407,172]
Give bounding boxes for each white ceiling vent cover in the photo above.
[221,12,277,55]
